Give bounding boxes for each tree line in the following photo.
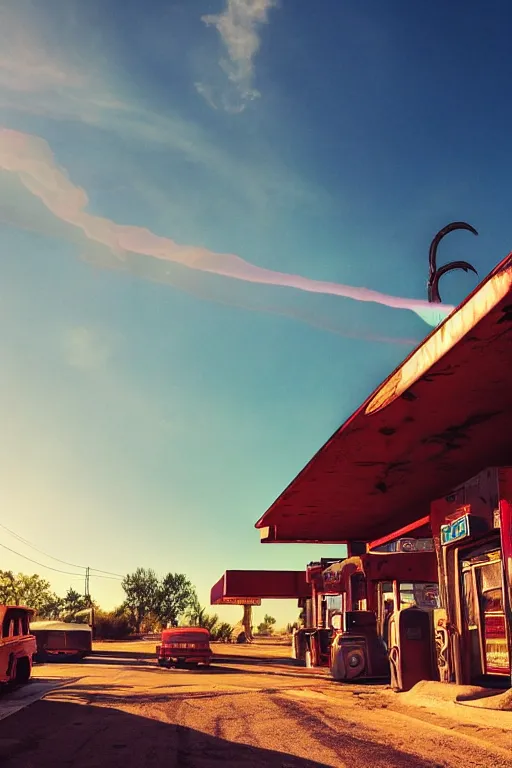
[0,571,89,620]
[0,567,234,641]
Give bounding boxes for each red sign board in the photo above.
[217,597,262,606]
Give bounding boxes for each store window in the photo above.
[462,569,478,628]
[479,561,504,613]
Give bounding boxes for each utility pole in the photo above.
[84,567,95,638]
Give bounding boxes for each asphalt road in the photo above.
[0,643,511,768]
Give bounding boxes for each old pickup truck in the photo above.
[0,605,36,687]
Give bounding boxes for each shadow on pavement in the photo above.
[90,649,298,665]
[0,698,332,768]
[90,650,154,661]
[83,651,326,680]
[213,654,299,666]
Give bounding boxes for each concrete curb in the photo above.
[0,678,74,722]
[396,680,512,713]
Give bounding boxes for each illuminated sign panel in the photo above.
[217,597,261,606]
[372,538,434,553]
[441,514,470,546]
[323,570,342,587]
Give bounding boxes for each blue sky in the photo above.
[1,0,511,626]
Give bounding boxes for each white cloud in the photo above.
[63,327,112,372]
[199,0,277,111]
[193,82,219,111]
[0,5,316,212]
[0,6,83,93]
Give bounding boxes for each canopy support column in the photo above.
[242,605,253,642]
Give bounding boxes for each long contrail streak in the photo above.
[0,127,452,328]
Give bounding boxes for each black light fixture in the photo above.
[427,222,478,303]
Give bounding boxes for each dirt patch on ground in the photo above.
[1,644,510,767]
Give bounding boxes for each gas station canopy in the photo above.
[210,570,311,605]
[255,254,512,544]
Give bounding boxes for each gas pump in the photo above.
[330,610,389,681]
[388,607,438,691]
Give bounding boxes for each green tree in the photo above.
[257,614,277,636]
[0,571,62,617]
[185,598,219,633]
[211,622,233,642]
[185,595,204,625]
[38,594,64,620]
[156,573,196,628]
[62,588,89,617]
[121,567,159,633]
[94,608,132,640]
[0,571,17,604]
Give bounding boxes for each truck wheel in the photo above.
[15,657,31,685]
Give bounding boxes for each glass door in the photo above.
[477,558,510,676]
[460,547,510,679]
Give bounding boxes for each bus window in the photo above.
[350,573,366,610]
[400,583,439,609]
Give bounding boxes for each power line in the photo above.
[0,542,84,576]
[0,542,123,580]
[89,572,123,581]
[0,522,124,578]
[0,523,81,568]
[90,568,125,578]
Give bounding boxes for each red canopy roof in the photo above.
[210,570,311,605]
[256,254,512,544]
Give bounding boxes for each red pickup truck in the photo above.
[1,605,36,687]
[156,627,212,668]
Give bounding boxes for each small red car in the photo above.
[156,627,212,668]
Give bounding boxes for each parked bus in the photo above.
[0,605,36,686]
[31,621,92,662]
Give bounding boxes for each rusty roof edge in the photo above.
[366,261,512,415]
[254,252,512,531]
